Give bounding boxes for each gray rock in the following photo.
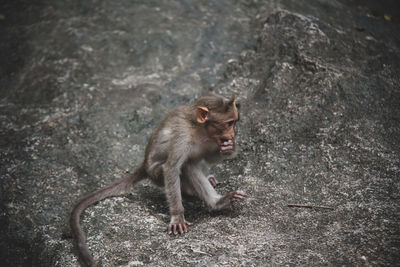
[1,0,399,266]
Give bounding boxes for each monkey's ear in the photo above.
[235,100,241,109]
[228,95,240,110]
[228,95,236,104]
[196,107,209,124]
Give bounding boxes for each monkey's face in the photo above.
[195,96,240,156]
[206,113,238,156]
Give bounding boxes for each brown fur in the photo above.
[69,94,247,266]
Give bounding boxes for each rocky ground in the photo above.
[1,0,399,266]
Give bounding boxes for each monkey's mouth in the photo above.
[219,139,234,152]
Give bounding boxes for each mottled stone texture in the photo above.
[1,0,399,266]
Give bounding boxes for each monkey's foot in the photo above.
[208,175,221,187]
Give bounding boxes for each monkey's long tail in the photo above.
[69,164,146,267]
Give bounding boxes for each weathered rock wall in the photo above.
[1,0,399,266]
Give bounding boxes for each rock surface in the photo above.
[1,0,399,266]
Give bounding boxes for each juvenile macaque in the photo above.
[70,94,247,266]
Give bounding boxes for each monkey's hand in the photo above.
[215,190,248,210]
[226,190,247,202]
[168,215,192,235]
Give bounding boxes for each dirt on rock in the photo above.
[1,0,399,266]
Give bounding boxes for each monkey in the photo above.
[69,94,247,266]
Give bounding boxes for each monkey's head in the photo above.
[195,94,240,156]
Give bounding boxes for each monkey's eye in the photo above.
[227,120,235,127]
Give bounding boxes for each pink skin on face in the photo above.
[218,139,234,151]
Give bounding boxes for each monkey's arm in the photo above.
[183,163,247,210]
[182,163,221,207]
[162,150,192,235]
